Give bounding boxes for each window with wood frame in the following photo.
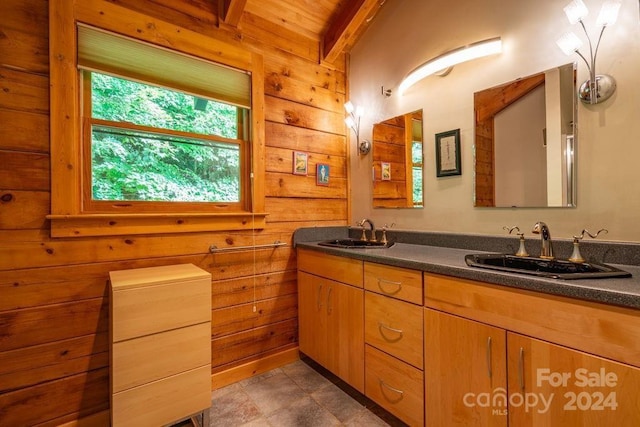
[79,26,250,213]
[48,0,266,237]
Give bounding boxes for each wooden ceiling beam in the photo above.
[221,0,248,27]
[322,0,384,64]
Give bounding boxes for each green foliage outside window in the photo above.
[90,72,245,203]
[412,141,423,206]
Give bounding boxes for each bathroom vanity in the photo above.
[295,227,640,426]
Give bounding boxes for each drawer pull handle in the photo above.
[327,286,333,314]
[486,336,492,379]
[378,322,403,342]
[377,278,402,295]
[379,379,404,401]
[518,347,525,391]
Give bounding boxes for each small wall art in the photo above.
[316,163,330,186]
[381,162,391,181]
[435,128,461,177]
[293,151,308,175]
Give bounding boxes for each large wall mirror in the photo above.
[474,63,576,208]
[372,110,424,208]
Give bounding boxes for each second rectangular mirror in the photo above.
[372,110,423,208]
[474,63,576,208]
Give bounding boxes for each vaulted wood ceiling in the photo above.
[219,0,387,63]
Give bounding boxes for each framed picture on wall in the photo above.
[293,151,308,175]
[435,129,461,177]
[316,163,330,186]
[381,162,391,181]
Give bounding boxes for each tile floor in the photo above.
[208,358,406,427]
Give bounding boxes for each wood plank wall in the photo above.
[0,0,348,424]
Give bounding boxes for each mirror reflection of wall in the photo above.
[372,110,424,208]
[474,63,576,208]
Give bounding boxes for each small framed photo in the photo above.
[435,129,461,177]
[316,163,330,186]
[293,151,308,175]
[381,162,391,181]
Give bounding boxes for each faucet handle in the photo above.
[504,226,528,257]
[569,229,608,263]
[380,223,395,244]
[503,225,521,235]
[572,228,608,242]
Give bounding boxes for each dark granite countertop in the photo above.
[293,227,640,310]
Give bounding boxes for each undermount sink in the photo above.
[318,238,395,249]
[465,253,631,280]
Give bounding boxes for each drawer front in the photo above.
[112,365,211,427]
[365,292,423,369]
[112,322,211,393]
[364,262,422,304]
[365,345,424,427]
[111,277,211,342]
[298,248,363,287]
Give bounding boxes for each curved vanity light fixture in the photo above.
[556,0,621,104]
[398,37,503,95]
[344,101,371,155]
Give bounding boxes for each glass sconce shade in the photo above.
[563,0,589,24]
[596,1,621,27]
[556,32,583,55]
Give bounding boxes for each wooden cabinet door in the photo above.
[425,309,508,427]
[508,333,640,426]
[327,281,364,393]
[298,271,327,366]
[298,272,364,392]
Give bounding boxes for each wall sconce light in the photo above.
[344,101,371,155]
[556,0,621,104]
[398,37,502,95]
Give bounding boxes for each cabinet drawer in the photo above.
[365,292,423,369]
[365,345,424,427]
[112,322,211,393]
[364,262,422,304]
[298,248,363,287]
[111,365,211,427]
[111,277,210,342]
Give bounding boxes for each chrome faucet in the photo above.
[532,221,554,259]
[357,218,376,241]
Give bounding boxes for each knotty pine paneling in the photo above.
[265,95,345,135]
[0,150,50,191]
[0,190,49,230]
[265,54,346,94]
[212,270,297,310]
[0,368,109,427]
[0,0,49,74]
[212,319,298,370]
[0,66,49,114]
[0,333,108,393]
[265,197,347,223]
[265,171,347,199]
[265,121,346,155]
[212,294,298,337]
[0,0,348,424]
[0,109,49,153]
[265,70,345,113]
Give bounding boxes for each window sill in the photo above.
[47,212,268,238]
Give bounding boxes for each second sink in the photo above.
[465,253,631,280]
[318,238,394,249]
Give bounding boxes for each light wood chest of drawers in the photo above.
[109,264,212,427]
